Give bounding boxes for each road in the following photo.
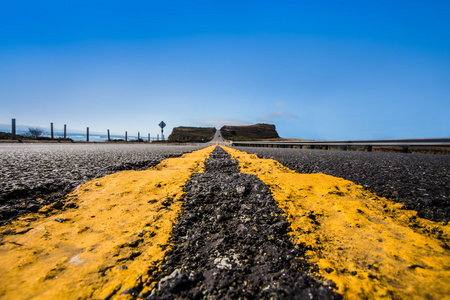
[0,143,206,225]
[207,129,229,145]
[234,146,450,223]
[0,145,448,299]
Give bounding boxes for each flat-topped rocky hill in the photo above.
[168,127,216,142]
[220,124,279,141]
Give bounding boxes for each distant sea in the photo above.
[0,123,153,142]
[19,131,143,142]
[51,132,143,142]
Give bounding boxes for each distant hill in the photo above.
[168,127,216,142]
[220,124,279,141]
[0,132,32,140]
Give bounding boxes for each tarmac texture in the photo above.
[0,143,206,225]
[0,144,449,299]
[235,147,450,223]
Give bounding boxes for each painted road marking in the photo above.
[141,146,341,299]
[0,146,215,300]
[224,146,450,299]
[1,145,449,299]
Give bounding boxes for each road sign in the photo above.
[159,121,166,141]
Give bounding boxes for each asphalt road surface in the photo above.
[0,143,207,225]
[235,146,450,223]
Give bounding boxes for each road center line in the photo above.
[141,146,340,299]
[0,146,214,300]
[224,146,450,299]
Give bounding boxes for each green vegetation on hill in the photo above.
[168,127,216,142]
[0,132,32,140]
[0,131,74,142]
[220,124,279,141]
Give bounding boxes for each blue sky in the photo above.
[1,1,449,139]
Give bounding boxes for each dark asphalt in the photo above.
[1,143,448,226]
[0,143,206,225]
[143,147,341,299]
[234,147,450,223]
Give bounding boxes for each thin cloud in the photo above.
[257,111,299,123]
[190,118,250,128]
[275,102,285,108]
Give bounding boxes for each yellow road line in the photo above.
[224,146,450,300]
[0,146,214,300]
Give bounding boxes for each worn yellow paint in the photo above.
[0,146,214,300]
[224,146,450,300]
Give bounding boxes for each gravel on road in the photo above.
[145,147,341,299]
[234,147,450,223]
[0,143,206,225]
[1,145,448,299]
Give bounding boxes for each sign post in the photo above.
[11,118,16,140]
[159,121,166,141]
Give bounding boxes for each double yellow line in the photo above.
[224,147,450,300]
[1,146,448,299]
[0,146,215,299]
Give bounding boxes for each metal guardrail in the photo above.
[230,138,450,153]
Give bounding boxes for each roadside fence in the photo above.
[231,138,450,153]
[6,118,154,143]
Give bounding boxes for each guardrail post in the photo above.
[125,131,127,142]
[107,129,110,141]
[148,133,150,142]
[51,123,54,139]
[64,124,67,139]
[11,118,16,140]
[86,127,89,142]
[223,139,450,153]
[138,132,140,141]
